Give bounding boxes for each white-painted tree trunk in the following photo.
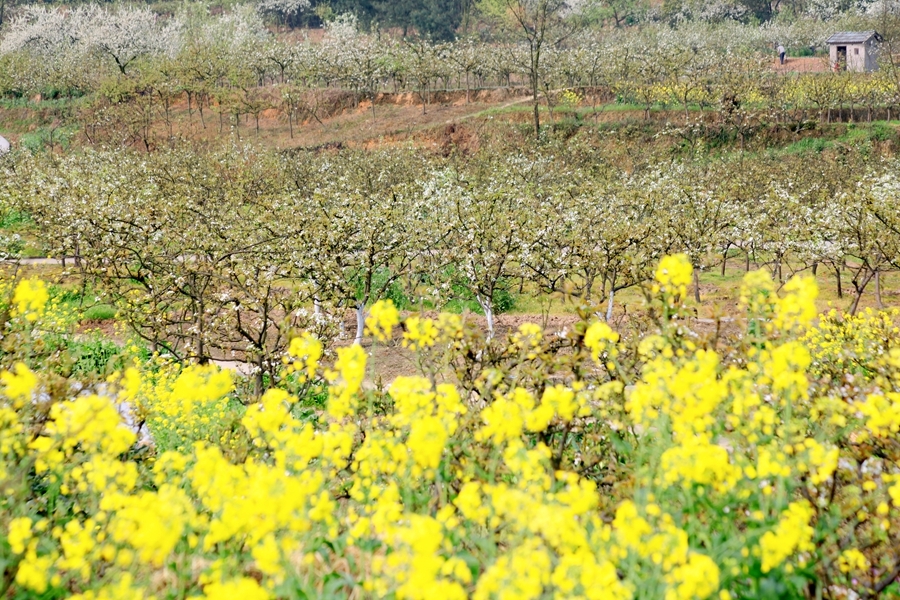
[477,295,495,339]
[354,303,366,346]
[606,288,615,322]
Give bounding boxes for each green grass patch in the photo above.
[787,46,817,57]
[19,124,79,152]
[82,304,118,321]
[0,95,80,110]
[49,286,118,323]
[70,335,124,377]
[780,136,830,154]
[0,210,33,230]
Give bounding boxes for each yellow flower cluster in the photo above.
[0,362,36,408]
[403,315,440,350]
[366,299,400,342]
[285,331,323,382]
[11,278,48,322]
[122,362,238,453]
[3,257,900,599]
[584,321,619,364]
[653,253,693,298]
[759,501,815,573]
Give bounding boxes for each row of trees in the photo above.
[46,48,900,150]
[2,142,898,385]
[1,2,896,138]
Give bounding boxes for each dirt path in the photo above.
[3,257,67,265]
[444,94,536,125]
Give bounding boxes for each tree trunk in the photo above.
[849,269,875,315]
[693,267,701,303]
[876,270,884,309]
[835,266,843,299]
[584,271,595,302]
[354,302,366,346]
[849,291,863,315]
[531,50,541,138]
[254,359,264,397]
[477,295,495,339]
[606,287,615,322]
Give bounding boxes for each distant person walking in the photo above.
[777,44,786,65]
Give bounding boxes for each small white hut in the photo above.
[826,31,882,72]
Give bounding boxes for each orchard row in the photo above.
[2,142,898,386]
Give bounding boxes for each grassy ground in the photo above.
[16,254,898,328]
[6,256,895,384]
[512,261,898,320]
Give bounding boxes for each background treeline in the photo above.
[5,0,900,147]
[4,4,900,148]
[3,139,900,386]
[4,0,900,37]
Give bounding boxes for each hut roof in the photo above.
[825,31,882,45]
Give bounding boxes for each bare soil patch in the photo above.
[772,56,829,73]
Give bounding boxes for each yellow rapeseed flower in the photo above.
[584,321,619,363]
[366,299,400,342]
[7,516,32,554]
[1,362,37,408]
[287,332,323,381]
[12,278,48,322]
[654,254,692,298]
[759,501,815,573]
[203,577,270,600]
[403,316,439,350]
[838,548,869,574]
